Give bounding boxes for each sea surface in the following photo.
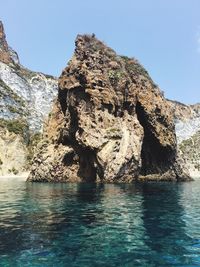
[0,178,200,267]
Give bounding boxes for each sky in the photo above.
[1,0,200,104]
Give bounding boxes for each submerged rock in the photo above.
[28,34,191,182]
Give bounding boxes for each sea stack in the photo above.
[28,35,190,182]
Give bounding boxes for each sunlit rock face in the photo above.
[168,100,200,143]
[0,21,58,175]
[0,62,58,132]
[28,35,190,183]
[0,128,28,176]
[0,21,58,132]
[0,21,12,64]
[168,100,200,178]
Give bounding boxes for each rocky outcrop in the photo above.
[168,100,200,122]
[0,21,58,132]
[168,100,200,143]
[0,127,28,176]
[28,34,190,182]
[178,130,200,178]
[168,100,200,178]
[0,21,14,64]
[0,21,58,176]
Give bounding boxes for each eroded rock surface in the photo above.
[0,21,58,176]
[167,100,200,178]
[168,100,200,143]
[0,127,27,176]
[28,35,190,182]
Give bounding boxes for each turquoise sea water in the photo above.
[0,178,200,267]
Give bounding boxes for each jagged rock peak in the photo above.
[0,21,19,64]
[28,34,191,183]
[0,21,8,48]
[75,34,117,58]
[0,21,9,61]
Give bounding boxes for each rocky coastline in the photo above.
[0,21,199,182]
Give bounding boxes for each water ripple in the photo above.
[0,179,200,266]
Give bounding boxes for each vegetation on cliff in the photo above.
[0,118,28,136]
[179,130,200,172]
[0,21,58,176]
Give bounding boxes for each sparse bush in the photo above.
[107,127,119,133]
[12,168,19,175]
[108,70,124,85]
[120,55,130,61]
[8,167,19,175]
[0,119,28,135]
[7,105,20,114]
[12,63,36,80]
[26,133,42,165]
[120,55,157,88]
[0,78,26,107]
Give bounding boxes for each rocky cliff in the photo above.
[168,100,200,178]
[178,130,200,178]
[28,34,190,182]
[168,100,200,143]
[0,21,58,176]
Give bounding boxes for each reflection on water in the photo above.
[141,183,193,265]
[0,178,200,266]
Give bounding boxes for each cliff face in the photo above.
[168,100,200,143]
[0,128,28,176]
[0,21,14,64]
[168,100,200,178]
[28,35,190,182]
[178,130,200,178]
[0,21,58,176]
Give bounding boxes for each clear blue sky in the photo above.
[1,0,200,104]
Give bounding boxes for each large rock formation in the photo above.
[0,127,28,176]
[167,100,200,178]
[28,34,190,182]
[168,100,200,143]
[0,21,58,176]
[178,130,200,178]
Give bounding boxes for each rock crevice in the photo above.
[135,101,175,176]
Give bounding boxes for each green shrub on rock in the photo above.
[0,118,28,135]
